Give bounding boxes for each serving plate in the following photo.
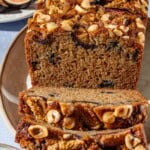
[0,2,35,23]
[0,20,150,146]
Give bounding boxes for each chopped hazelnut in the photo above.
[46,109,61,123]
[28,125,48,139]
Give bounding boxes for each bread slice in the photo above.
[19,87,148,130]
[25,1,148,89]
[15,116,148,150]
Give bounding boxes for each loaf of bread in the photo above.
[19,87,148,130]
[25,0,148,89]
[15,116,148,150]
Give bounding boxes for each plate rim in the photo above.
[0,11,34,23]
[0,25,27,136]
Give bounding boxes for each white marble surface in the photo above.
[0,3,150,149]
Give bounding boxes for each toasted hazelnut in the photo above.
[46,22,58,32]
[28,125,48,139]
[63,133,72,140]
[27,29,32,33]
[49,5,63,15]
[101,14,110,22]
[36,13,51,23]
[134,2,141,9]
[33,10,42,18]
[140,0,148,7]
[75,5,87,14]
[125,134,134,149]
[61,20,73,31]
[47,109,61,123]
[60,0,66,2]
[63,117,75,129]
[36,0,44,4]
[81,0,91,9]
[60,103,74,116]
[59,140,83,149]
[105,24,117,29]
[90,124,100,130]
[133,137,141,147]
[102,111,115,124]
[140,104,148,120]
[122,36,129,39]
[47,144,59,150]
[134,144,146,150]
[87,24,98,32]
[45,0,51,9]
[136,18,145,29]
[119,25,129,33]
[114,105,133,119]
[138,32,145,46]
[40,24,46,29]
[113,29,123,36]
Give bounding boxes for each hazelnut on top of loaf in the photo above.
[28,6,147,47]
[19,87,148,131]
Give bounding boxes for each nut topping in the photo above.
[90,124,100,130]
[119,25,129,33]
[63,133,72,140]
[28,125,48,139]
[133,137,141,147]
[140,0,148,7]
[136,18,145,29]
[87,24,98,32]
[114,105,133,119]
[125,134,134,149]
[61,20,73,31]
[48,5,63,15]
[63,117,75,129]
[134,144,146,150]
[102,111,115,124]
[45,0,51,9]
[81,0,91,9]
[105,24,117,29]
[46,109,61,123]
[122,36,129,39]
[60,103,74,116]
[138,32,145,46]
[113,29,123,36]
[101,14,110,22]
[75,5,87,14]
[46,22,58,32]
[36,13,51,23]
[47,144,59,150]
[125,134,142,149]
[59,140,83,149]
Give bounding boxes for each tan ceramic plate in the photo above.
[0,20,150,146]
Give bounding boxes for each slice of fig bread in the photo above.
[15,116,148,150]
[19,87,148,130]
